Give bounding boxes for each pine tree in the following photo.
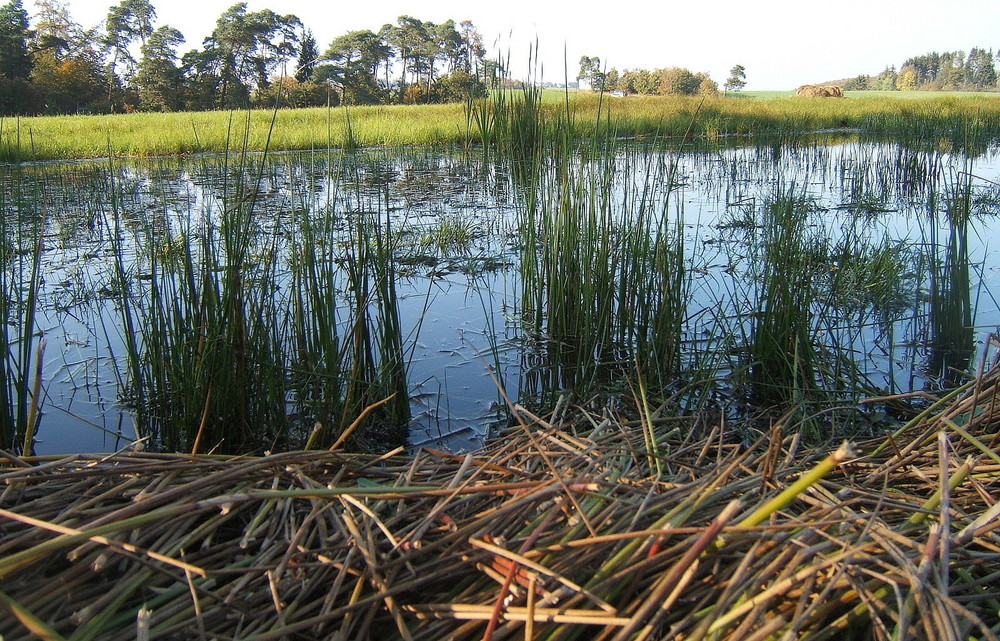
[295,29,318,83]
[724,64,746,93]
[0,0,32,80]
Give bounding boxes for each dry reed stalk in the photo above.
[3,355,1000,638]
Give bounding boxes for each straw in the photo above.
[4,353,1000,639]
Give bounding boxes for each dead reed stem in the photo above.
[4,356,1000,639]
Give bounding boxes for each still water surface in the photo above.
[10,139,1000,454]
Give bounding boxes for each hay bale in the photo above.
[795,84,845,97]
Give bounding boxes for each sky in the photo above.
[33,0,1000,90]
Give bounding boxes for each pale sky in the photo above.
[34,0,1000,90]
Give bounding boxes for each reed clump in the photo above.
[479,85,693,410]
[5,335,1000,639]
[744,189,823,408]
[109,136,410,454]
[0,166,44,455]
[926,171,975,389]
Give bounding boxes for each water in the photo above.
[6,137,1000,455]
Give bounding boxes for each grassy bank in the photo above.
[0,103,471,160]
[4,92,1000,161]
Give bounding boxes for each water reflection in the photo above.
[3,137,999,454]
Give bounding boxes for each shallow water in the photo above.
[6,137,1000,454]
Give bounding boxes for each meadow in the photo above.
[2,91,1000,161]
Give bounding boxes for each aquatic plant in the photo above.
[0,167,45,453]
[9,93,1000,454]
[517,132,689,406]
[109,121,410,453]
[926,171,975,388]
[743,189,823,408]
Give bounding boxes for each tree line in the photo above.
[577,56,719,96]
[0,0,495,115]
[843,48,998,92]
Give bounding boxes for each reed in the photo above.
[114,136,291,452]
[0,166,45,453]
[5,339,1000,639]
[516,120,689,406]
[926,170,975,389]
[110,122,410,453]
[323,158,410,447]
[469,82,550,184]
[743,189,822,408]
[722,187,902,416]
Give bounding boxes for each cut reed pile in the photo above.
[4,340,1000,639]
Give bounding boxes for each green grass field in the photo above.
[742,89,1000,100]
[3,90,1000,161]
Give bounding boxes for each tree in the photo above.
[724,64,746,93]
[179,47,221,110]
[938,51,965,89]
[323,30,390,80]
[102,0,156,110]
[135,25,183,110]
[617,68,657,94]
[842,75,870,91]
[604,68,620,91]
[323,16,490,104]
[902,53,938,86]
[0,0,33,114]
[102,0,155,79]
[578,55,605,91]
[896,65,918,91]
[318,29,390,104]
[0,0,31,79]
[201,3,302,108]
[657,67,705,95]
[698,76,718,96]
[382,16,430,97]
[874,66,897,91]
[31,0,100,59]
[438,20,463,71]
[481,58,504,90]
[29,0,107,113]
[433,69,486,102]
[251,76,329,108]
[457,20,485,77]
[294,29,318,83]
[965,47,997,89]
[31,55,106,112]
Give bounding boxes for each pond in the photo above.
[5,135,1000,455]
